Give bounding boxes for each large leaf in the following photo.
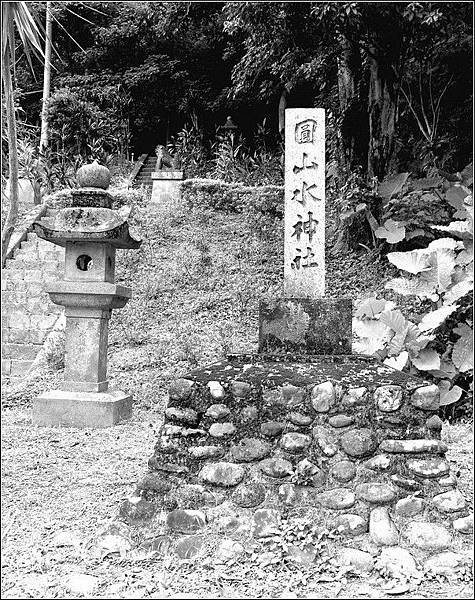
[418,304,457,332]
[445,185,470,213]
[375,219,406,244]
[438,380,464,406]
[353,318,391,355]
[432,221,472,240]
[385,277,439,301]
[444,275,474,304]
[421,248,456,292]
[354,298,391,319]
[378,173,409,202]
[428,360,457,380]
[452,323,473,372]
[384,351,409,371]
[387,250,432,274]
[379,310,408,334]
[412,349,441,371]
[428,238,463,251]
[455,241,473,265]
[459,163,473,187]
[405,331,434,354]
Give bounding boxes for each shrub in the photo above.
[354,190,473,420]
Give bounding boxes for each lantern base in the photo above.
[33,388,132,428]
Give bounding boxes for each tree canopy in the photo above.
[10,1,474,178]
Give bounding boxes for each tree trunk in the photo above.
[39,1,52,154]
[1,47,20,264]
[367,47,398,180]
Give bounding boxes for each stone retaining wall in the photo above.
[121,355,471,560]
[2,218,64,381]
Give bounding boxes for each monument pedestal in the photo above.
[151,171,184,208]
[33,389,132,428]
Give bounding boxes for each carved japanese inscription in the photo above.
[284,108,325,298]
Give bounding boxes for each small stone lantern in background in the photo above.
[220,116,238,146]
[32,161,141,427]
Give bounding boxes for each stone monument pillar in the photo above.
[32,162,141,427]
[259,108,352,355]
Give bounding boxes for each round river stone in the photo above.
[230,438,271,462]
[166,509,206,534]
[260,457,293,478]
[199,462,244,487]
[311,381,336,413]
[407,457,450,478]
[341,428,377,458]
[356,483,397,504]
[404,521,452,550]
[231,483,266,508]
[374,385,403,412]
[280,432,311,452]
[209,422,236,438]
[410,384,440,410]
[260,421,284,437]
[205,404,230,421]
[432,489,466,513]
[317,488,356,510]
[330,460,356,482]
[289,412,313,426]
[328,414,355,428]
[313,426,339,456]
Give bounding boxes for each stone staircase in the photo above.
[132,154,156,191]
[2,209,64,381]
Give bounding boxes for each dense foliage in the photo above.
[6,1,471,184]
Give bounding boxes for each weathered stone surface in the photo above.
[231,380,251,398]
[175,535,205,559]
[380,439,447,454]
[289,412,313,426]
[410,384,440,410]
[169,378,194,401]
[424,552,464,577]
[394,496,424,517]
[311,381,335,413]
[439,473,457,488]
[165,407,198,425]
[119,496,157,523]
[328,414,354,428]
[260,457,293,478]
[390,475,422,491]
[339,548,374,573]
[166,510,206,534]
[280,384,307,407]
[374,385,403,412]
[148,457,188,475]
[342,387,368,406]
[241,406,258,422]
[378,547,418,579]
[334,513,368,536]
[199,462,244,487]
[313,426,339,456]
[209,422,236,438]
[407,457,450,478]
[188,445,223,460]
[311,469,327,489]
[259,298,352,354]
[208,381,225,399]
[205,404,230,421]
[216,539,244,561]
[363,454,392,471]
[341,428,377,458]
[369,507,399,546]
[432,489,466,513]
[404,522,452,550]
[453,514,473,534]
[331,460,356,482]
[260,421,284,437]
[426,415,443,431]
[280,432,311,452]
[136,473,172,494]
[252,508,281,538]
[231,483,266,508]
[278,483,299,505]
[317,488,356,510]
[356,483,397,505]
[230,438,271,462]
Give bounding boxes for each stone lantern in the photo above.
[32,161,141,427]
[220,116,238,145]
